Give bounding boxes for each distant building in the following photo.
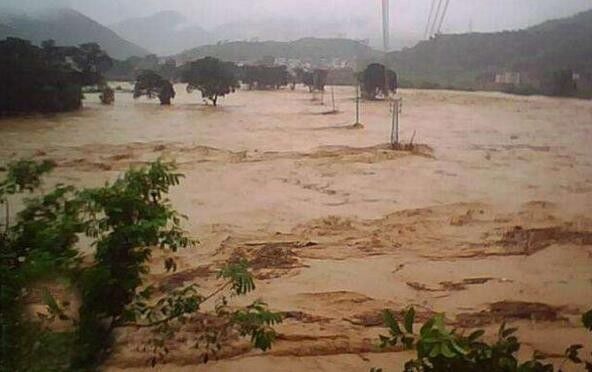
[495,72,521,85]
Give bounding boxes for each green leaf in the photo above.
[41,287,63,318]
[502,327,519,338]
[429,343,442,358]
[440,342,456,358]
[383,310,402,336]
[468,329,485,342]
[450,339,469,356]
[582,310,592,331]
[420,318,435,337]
[404,307,415,333]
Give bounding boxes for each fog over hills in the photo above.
[0,7,149,59]
[4,0,591,57]
[112,11,420,56]
[111,11,212,56]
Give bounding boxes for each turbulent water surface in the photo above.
[2,85,592,371]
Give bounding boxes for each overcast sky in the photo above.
[2,0,591,33]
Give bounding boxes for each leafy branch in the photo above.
[375,307,592,372]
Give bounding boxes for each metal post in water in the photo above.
[391,99,400,146]
[331,86,336,112]
[355,85,360,124]
[395,99,399,144]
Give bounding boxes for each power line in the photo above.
[424,0,437,39]
[428,0,444,38]
[382,0,390,51]
[436,0,451,34]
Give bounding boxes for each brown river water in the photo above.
[2,85,592,371]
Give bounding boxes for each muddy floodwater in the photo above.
[2,85,592,371]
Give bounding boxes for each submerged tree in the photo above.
[312,69,329,92]
[548,69,577,97]
[181,57,239,106]
[0,38,82,113]
[72,42,114,87]
[134,70,176,105]
[359,63,398,100]
[294,68,328,92]
[0,37,114,114]
[242,65,289,90]
[99,86,115,105]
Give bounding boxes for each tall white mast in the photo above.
[382,0,390,52]
[382,0,391,98]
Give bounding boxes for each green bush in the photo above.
[374,308,592,372]
[0,160,281,371]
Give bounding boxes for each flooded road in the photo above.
[2,85,592,371]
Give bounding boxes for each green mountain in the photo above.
[176,37,380,65]
[0,8,150,59]
[388,9,592,89]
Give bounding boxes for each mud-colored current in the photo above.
[2,85,592,371]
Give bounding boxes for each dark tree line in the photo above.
[107,55,178,82]
[241,65,289,90]
[0,38,112,114]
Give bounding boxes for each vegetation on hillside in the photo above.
[176,37,380,65]
[0,160,281,371]
[0,8,149,59]
[388,9,592,98]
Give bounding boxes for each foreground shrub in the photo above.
[374,308,592,372]
[0,159,281,371]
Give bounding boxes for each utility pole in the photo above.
[355,84,360,125]
[391,98,402,146]
[382,0,390,99]
[331,86,336,112]
[382,0,390,52]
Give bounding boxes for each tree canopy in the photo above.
[359,63,398,100]
[181,57,239,106]
[134,70,176,105]
[0,37,113,114]
[241,65,289,90]
[295,68,329,92]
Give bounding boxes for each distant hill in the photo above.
[176,37,381,65]
[111,11,211,56]
[388,9,592,89]
[209,17,420,51]
[0,8,150,59]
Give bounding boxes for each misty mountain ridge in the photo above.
[0,7,149,59]
[114,11,421,55]
[110,10,212,56]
